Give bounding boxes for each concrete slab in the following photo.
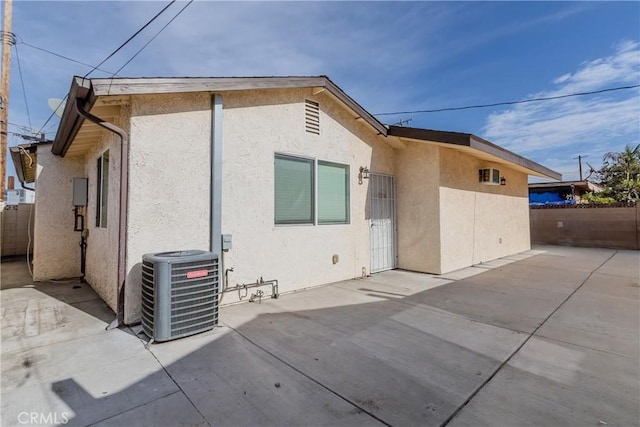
[449,337,640,427]
[1,330,147,392]
[91,391,208,427]
[342,269,452,296]
[1,355,178,427]
[439,266,488,281]
[221,290,527,426]
[151,326,382,426]
[1,290,114,354]
[2,248,638,426]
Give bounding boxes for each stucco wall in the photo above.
[123,88,395,323]
[32,148,84,280]
[125,93,212,323]
[395,142,441,273]
[438,147,530,273]
[83,125,124,315]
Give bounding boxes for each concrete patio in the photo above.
[1,246,639,426]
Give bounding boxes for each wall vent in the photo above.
[141,250,219,342]
[305,100,320,134]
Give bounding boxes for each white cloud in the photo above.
[482,40,640,180]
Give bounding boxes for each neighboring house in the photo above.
[12,76,560,326]
[529,180,603,205]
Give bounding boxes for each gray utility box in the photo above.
[141,250,219,342]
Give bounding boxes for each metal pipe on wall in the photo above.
[210,94,223,292]
[74,98,129,329]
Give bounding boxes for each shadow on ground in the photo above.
[2,247,638,426]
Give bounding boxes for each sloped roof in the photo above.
[51,75,560,180]
[388,126,561,180]
[52,76,386,156]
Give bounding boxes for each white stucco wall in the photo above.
[32,148,84,280]
[123,88,395,323]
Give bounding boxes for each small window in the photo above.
[275,154,314,225]
[305,100,320,135]
[479,168,500,185]
[96,150,109,228]
[318,161,349,224]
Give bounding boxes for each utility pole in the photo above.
[573,154,588,181]
[1,0,13,203]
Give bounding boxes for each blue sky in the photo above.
[4,1,640,183]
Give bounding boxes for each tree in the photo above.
[592,144,640,202]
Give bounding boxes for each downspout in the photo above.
[211,94,223,292]
[74,98,128,329]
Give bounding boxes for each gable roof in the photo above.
[51,75,560,180]
[52,76,387,156]
[388,126,561,180]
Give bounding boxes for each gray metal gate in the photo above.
[369,173,397,273]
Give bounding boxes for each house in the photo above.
[529,180,603,205]
[12,76,560,326]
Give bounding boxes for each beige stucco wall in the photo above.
[123,88,395,323]
[32,148,84,280]
[83,123,125,314]
[438,147,530,273]
[125,93,211,323]
[395,141,441,273]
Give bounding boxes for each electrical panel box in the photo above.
[72,178,88,206]
[222,234,232,251]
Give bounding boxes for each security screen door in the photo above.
[369,173,397,273]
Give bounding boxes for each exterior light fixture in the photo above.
[358,166,370,185]
[500,177,506,186]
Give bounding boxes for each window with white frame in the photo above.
[96,150,109,228]
[274,154,350,225]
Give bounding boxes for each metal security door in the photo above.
[369,173,397,273]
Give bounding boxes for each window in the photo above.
[479,168,500,185]
[96,150,109,228]
[274,154,350,226]
[274,154,314,224]
[318,161,349,224]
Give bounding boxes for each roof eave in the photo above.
[9,143,46,184]
[387,126,561,180]
[88,75,388,136]
[52,76,96,157]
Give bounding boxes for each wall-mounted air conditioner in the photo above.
[479,168,501,185]
[141,250,219,342]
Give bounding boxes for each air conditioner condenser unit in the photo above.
[141,250,219,342]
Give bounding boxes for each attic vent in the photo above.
[305,100,320,134]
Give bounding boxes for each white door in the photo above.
[369,173,397,273]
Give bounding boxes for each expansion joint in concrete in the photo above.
[440,251,619,427]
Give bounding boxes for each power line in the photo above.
[109,0,193,78]
[373,84,640,116]
[19,40,117,75]
[13,41,31,131]
[82,0,176,78]
[35,94,66,136]
[36,0,176,135]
